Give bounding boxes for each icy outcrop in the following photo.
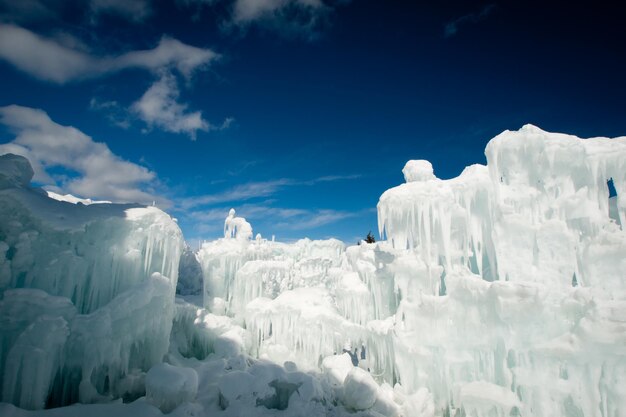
[375,126,626,416]
[402,159,436,183]
[194,126,626,417]
[177,243,203,296]
[198,213,344,315]
[224,208,253,240]
[0,154,183,409]
[0,153,33,188]
[46,191,112,205]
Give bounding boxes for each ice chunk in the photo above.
[321,353,353,388]
[402,159,436,183]
[0,156,183,409]
[224,208,252,240]
[343,367,378,410]
[216,360,329,414]
[0,154,33,188]
[2,316,69,410]
[145,363,198,413]
[176,243,203,296]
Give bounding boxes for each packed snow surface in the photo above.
[2,124,626,417]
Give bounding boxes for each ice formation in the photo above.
[0,154,183,409]
[193,125,625,416]
[224,208,253,240]
[177,243,203,296]
[2,124,626,417]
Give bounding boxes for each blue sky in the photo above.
[1,1,625,244]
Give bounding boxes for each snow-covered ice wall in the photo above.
[196,125,626,417]
[376,125,626,416]
[0,154,183,410]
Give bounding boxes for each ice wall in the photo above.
[195,126,626,417]
[0,154,184,409]
[376,125,626,416]
[177,243,203,296]
[197,216,344,315]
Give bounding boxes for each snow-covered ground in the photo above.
[1,124,625,416]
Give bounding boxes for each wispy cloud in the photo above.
[221,0,346,40]
[180,174,361,210]
[0,104,166,205]
[444,4,495,38]
[275,209,353,230]
[89,98,131,129]
[0,24,218,83]
[301,174,361,185]
[180,179,294,209]
[131,71,232,139]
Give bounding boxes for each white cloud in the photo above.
[0,104,165,205]
[276,208,352,230]
[180,179,293,209]
[0,24,218,83]
[233,0,323,22]
[131,72,231,139]
[226,0,339,39]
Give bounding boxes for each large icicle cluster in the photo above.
[0,154,184,410]
[192,125,625,417]
[375,125,626,416]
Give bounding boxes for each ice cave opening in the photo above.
[0,124,625,417]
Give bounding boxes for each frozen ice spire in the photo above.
[224,208,253,240]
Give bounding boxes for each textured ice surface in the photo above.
[177,243,203,296]
[0,154,183,409]
[375,125,626,416]
[193,126,626,416]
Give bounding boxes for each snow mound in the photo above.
[343,367,378,410]
[145,363,198,413]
